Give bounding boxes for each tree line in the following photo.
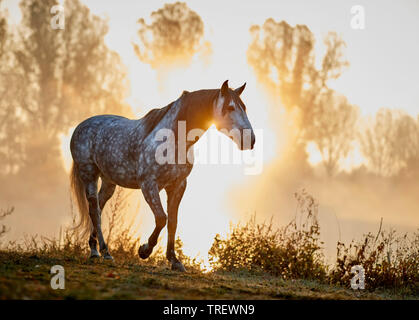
[247,18,419,178]
[0,1,417,179]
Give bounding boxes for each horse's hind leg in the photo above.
[99,179,117,210]
[88,179,116,259]
[81,166,113,260]
[138,180,167,259]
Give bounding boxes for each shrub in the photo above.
[329,227,419,294]
[1,188,202,270]
[0,207,14,247]
[208,190,327,280]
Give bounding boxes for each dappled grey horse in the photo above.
[70,80,255,271]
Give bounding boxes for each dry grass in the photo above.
[1,188,201,271]
[1,249,388,300]
[0,189,418,299]
[0,206,13,241]
[329,228,419,295]
[208,190,418,296]
[209,190,326,280]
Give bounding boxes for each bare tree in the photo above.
[310,90,359,175]
[0,2,5,56]
[247,19,349,157]
[1,0,131,172]
[0,207,14,239]
[360,109,418,177]
[132,2,210,69]
[0,3,25,174]
[401,115,419,176]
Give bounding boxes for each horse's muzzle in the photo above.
[250,132,256,149]
[240,130,255,150]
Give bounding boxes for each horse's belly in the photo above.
[102,170,140,189]
[154,164,193,189]
[97,158,140,189]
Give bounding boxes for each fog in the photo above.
[1,0,418,262]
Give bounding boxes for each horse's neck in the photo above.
[179,91,215,134]
[145,91,216,150]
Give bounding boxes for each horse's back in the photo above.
[70,114,136,165]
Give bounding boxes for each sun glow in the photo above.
[60,0,416,262]
[305,141,366,172]
[339,141,365,173]
[306,142,323,166]
[55,0,279,262]
[59,127,75,174]
[1,0,419,284]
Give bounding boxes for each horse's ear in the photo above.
[221,80,229,96]
[235,82,246,96]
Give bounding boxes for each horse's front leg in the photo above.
[138,180,167,259]
[165,179,187,272]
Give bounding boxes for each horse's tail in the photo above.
[70,162,92,238]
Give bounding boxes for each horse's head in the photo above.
[213,80,255,150]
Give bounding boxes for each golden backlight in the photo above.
[4,0,418,263]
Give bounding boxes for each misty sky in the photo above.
[86,0,419,118]
[2,0,418,260]
[3,0,418,116]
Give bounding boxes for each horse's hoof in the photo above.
[89,252,100,259]
[138,244,151,259]
[171,261,186,272]
[103,254,114,261]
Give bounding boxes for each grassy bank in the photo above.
[0,251,412,300]
[1,190,417,300]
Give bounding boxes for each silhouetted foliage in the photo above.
[0,207,13,240]
[247,19,354,171]
[0,0,130,174]
[133,2,210,69]
[360,109,419,177]
[311,90,359,175]
[248,19,347,127]
[209,190,419,293]
[0,4,25,174]
[330,228,419,294]
[209,190,327,280]
[0,3,5,55]
[2,192,202,271]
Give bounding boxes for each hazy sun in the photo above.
[59,127,75,174]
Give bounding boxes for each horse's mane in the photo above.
[178,89,219,127]
[140,102,174,137]
[180,89,219,112]
[140,89,219,137]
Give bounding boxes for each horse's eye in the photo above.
[227,105,235,112]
